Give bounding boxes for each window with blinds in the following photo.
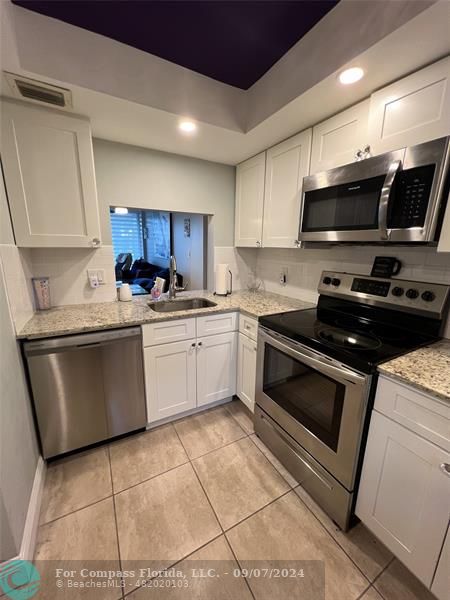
[110,211,144,261]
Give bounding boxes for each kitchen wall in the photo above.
[93,138,236,247]
[254,245,450,336]
[20,138,237,308]
[0,173,39,563]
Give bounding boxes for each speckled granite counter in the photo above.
[17,290,315,340]
[378,340,450,402]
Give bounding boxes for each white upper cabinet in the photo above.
[262,129,312,248]
[310,100,370,174]
[234,152,265,247]
[367,56,450,155]
[1,99,101,248]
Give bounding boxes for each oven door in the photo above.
[256,327,371,490]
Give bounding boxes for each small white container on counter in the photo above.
[32,277,51,310]
[119,283,132,302]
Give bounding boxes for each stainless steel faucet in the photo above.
[168,255,186,299]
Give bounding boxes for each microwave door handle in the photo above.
[379,159,401,240]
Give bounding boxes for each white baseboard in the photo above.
[19,456,46,561]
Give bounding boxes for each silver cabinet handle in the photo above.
[256,240,261,247]
[191,342,196,347]
[440,463,450,478]
[379,159,401,241]
[294,240,301,248]
[90,237,101,247]
[197,341,203,347]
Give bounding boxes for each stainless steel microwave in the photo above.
[299,136,450,243]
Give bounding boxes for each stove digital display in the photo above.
[351,278,391,297]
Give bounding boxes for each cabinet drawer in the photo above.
[375,375,450,451]
[142,318,196,347]
[239,314,258,341]
[196,312,238,337]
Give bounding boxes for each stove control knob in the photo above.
[331,278,341,287]
[421,290,436,302]
[322,276,332,285]
[391,286,404,297]
[406,288,419,299]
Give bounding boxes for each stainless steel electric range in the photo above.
[255,271,449,530]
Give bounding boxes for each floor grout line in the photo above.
[369,556,395,600]
[173,419,257,600]
[38,493,114,528]
[292,487,376,588]
[223,400,255,436]
[112,458,191,497]
[107,444,126,600]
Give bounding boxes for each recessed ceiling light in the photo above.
[114,207,128,215]
[179,120,197,133]
[339,67,364,85]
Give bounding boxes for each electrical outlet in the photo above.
[279,267,288,286]
[96,269,105,284]
[87,269,105,288]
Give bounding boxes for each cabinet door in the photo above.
[431,525,450,600]
[310,100,370,174]
[262,129,312,248]
[144,339,197,423]
[367,57,450,155]
[235,152,265,247]
[356,410,450,587]
[237,333,257,413]
[196,332,237,407]
[1,99,101,248]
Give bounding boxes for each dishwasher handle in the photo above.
[24,327,142,355]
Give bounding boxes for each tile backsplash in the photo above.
[0,244,34,332]
[254,245,450,337]
[28,246,117,307]
[213,246,257,292]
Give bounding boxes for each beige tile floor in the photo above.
[34,399,436,600]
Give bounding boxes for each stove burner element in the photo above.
[318,327,382,350]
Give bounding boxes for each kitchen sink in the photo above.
[148,298,217,312]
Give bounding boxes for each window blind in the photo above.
[110,211,144,261]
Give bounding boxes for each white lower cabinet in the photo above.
[432,526,450,600]
[143,315,238,423]
[196,332,237,407]
[356,376,450,590]
[237,332,257,412]
[144,339,197,422]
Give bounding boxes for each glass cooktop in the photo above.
[259,304,440,374]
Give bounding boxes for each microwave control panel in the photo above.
[388,164,435,228]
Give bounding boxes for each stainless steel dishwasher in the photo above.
[24,327,147,458]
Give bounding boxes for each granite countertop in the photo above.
[17,289,315,340]
[378,340,450,402]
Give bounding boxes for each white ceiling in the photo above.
[1,0,449,165]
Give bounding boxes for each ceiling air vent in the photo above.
[3,72,73,109]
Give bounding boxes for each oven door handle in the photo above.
[262,330,366,386]
[379,159,401,241]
